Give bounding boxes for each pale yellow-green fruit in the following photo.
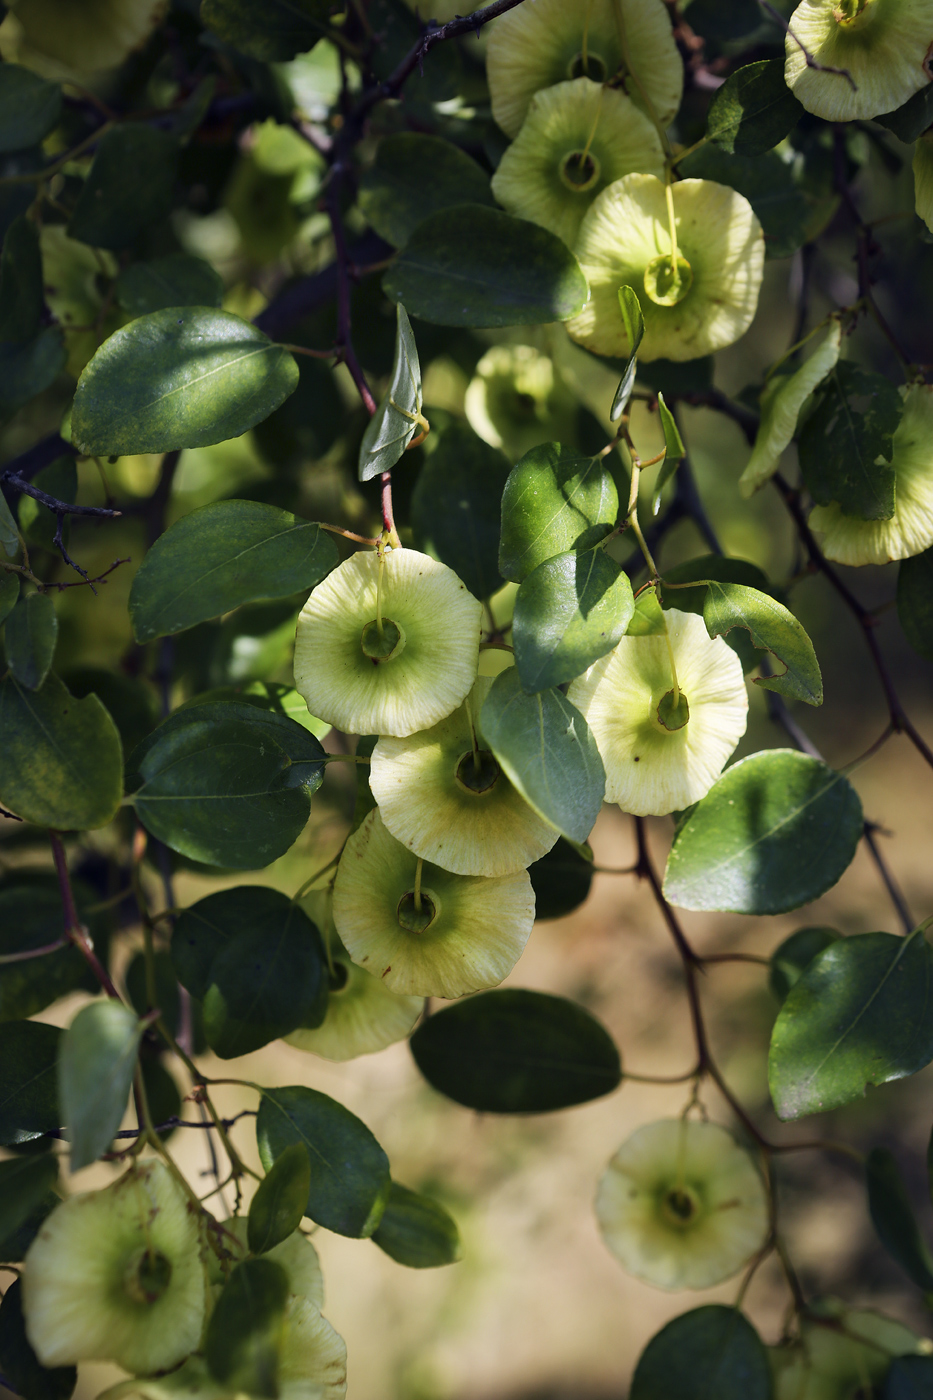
[40,226,119,379]
[293,548,482,738]
[3,0,166,75]
[595,1119,769,1290]
[464,344,578,461]
[770,1298,930,1399]
[333,809,535,999]
[370,675,560,877]
[739,319,843,498]
[487,0,683,139]
[210,1217,324,1311]
[809,383,933,565]
[785,0,933,123]
[491,78,665,249]
[568,175,764,361]
[568,608,748,816]
[914,131,933,234]
[22,1160,207,1374]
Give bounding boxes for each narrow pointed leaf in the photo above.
[59,1001,142,1170]
[205,1258,289,1398]
[651,392,686,512]
[358,302,422,481]
[248,1144,312,1255]
[610,285,645,421]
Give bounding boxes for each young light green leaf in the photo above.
[0,1155,59,1249]
[664,750,862,914]
[630,1306,772,1400]
[0,66,62,155]
[358,133,494,249]
[701,580,823,705]
[499,444,619,584]
[866,1147,933,1291]
[798,362,902,520]
[897,546,933,663]
[707,59,804,156]
[0,674,123,829]
[609,285,645,422]
[358,302,423,482]
[478,668,605,844]
[115,254,224,317]
[769,930,933,1120]
[0,1279,76,1400]
[205,1258,289,1398]
[68,126,178,251]
[59,1001,143,1171]
[410,989,621,1113]
[371,1182,461,1269]
[4,593,58,690]
[71,309,299,456]
[0,1021,62,1146]
[248,1144,312,1256]
[512,547,634,693]
[129,500,337,643]
[739,319,842,497]
[411,421,510,600]
[768,926,842,1003]
[651,392,685,513]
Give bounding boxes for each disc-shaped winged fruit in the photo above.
[769,1298,929,1400]
[464,344,578,460]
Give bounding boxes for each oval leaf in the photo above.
[59,1001,142,1171]
[0,1021,62,1145]
[707,59,804,156]
[769,930,933,1120]
[664,750,863,915]
[701,581,822,705]
[115,254,224,317]
[205,1257,289,1398]
[248,1144,312,1256]
[513,548,634,693]
[0,1155,59,1249]
[0,66,62,155]
[409,989,621,1113]
[4,593,57,690]
[768,926,842,1003]
[798,362,902,521]
[201,0,335,60]
[71,309,299,456]
[866,1146,933,1291]
[528,838,594,921]
[0,1279,76,1400]
[68,126,178,251]
[371,1182,461,1269]
[411,421,510,600]
[0,875,107,1021]
[358,302,422,482]
[499,443,619,585]
[630,1306,772,1400]
[358,133,493,249]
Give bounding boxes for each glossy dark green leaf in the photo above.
[798,362,901,520]
[17,458,75,552]
[59,1000,142,1170]
[201,0,335,60]
[256,1085,390,1238]
[0,327,66,420]
[867,1146,933,1290]
[650,392,686,510]
[0,875,106,1021]
[129,499,337,643]
[513,547,634,693]
[479,668,605,844]
[372,1182,461,1268]
[125,950,181,1031]
[0,217,43,342]
[115,254,224,317]
[411,421,510,600]
[68,126,178,249]
[528,838,594,920]
[248,1144,312,1255]
[383,205,589,328]
[71,309,299,456]
[0,490,19,558]
[358,302,423,481]
[701,581,822,705]
[877,85,933,143]
[499,443,619,584]
[140,1056,182,1142]
[0,66,62,154]
[664,750,863,915]
[686,0,761,39]
[769,930,933,1120]
[0,1185,57,1263]
[0,673,123,829]
[205,1258,289,1398]
[358,133,493,249]
[630,1306,772,1400]
[63,668,159,757]
[768,927,842,1003]
[884,1355,933,1399]
[659,554,773,672]
[897,548,933,663]
[707,59,804,156]
[253,351,342,467]
[609,285,645,422]
[410,989,621,1113]
[4,593,57,690]
[0,1280,76,1400]
[0,570,18,620]
[0,1155,58,1247]
[0,1021,61,1145]
[680,144,813,261]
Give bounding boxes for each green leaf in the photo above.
[129,500,337,643]
[686,0,761,39]
[68,126,178,250]
[59,1000,142,1171]
[884,1355,933,1399]
[131,705,320,868]
[139,1057,182,1143]
[115,254,224,317]
[877,85,933,143]
[798,362,902,520]
[0,875,108,1021]
[4,593,57,689]
[0,488,19,558]
[499,443,619,584]
[358,302,423,482]
[768,926,841,1003]
[664,750,863,915]
[201,0,335,60]
[62,667,159,757]
[371,1182,461,1268]
[0,673,123,829]
[410,989,621,1113]
[411,421,510,600]
[0,569,17,619]
[866,1147,933,1290]
[0,1020,61,1145]
[0,327,66,421]
[248,1144,312,1255]
[0,66,62,155]
[256,1085,390,1238]
[769,930,933,1119]
[659,554,773,671]
[17,458,75,552]
[0,1279,76,1400]
[651,392,686,512]
[630,1306,772,1400]
[680,143,814,261]
[528,837,594,920]
[0,1155,58,1248]
[253,352,342,467]
[897,547,933,663]
[698,580,823,705]
[610,285,645,421]
[205,1258,289,1398]
[478,668,605,844]
[71,309,299,456]
[383,205,589,328]
[513,547,634,693]
[358,133,494,249]
[0,217,43,342]
[0,1183,58,1264]
[707,59,804,156]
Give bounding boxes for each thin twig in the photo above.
[49,832,122,999]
